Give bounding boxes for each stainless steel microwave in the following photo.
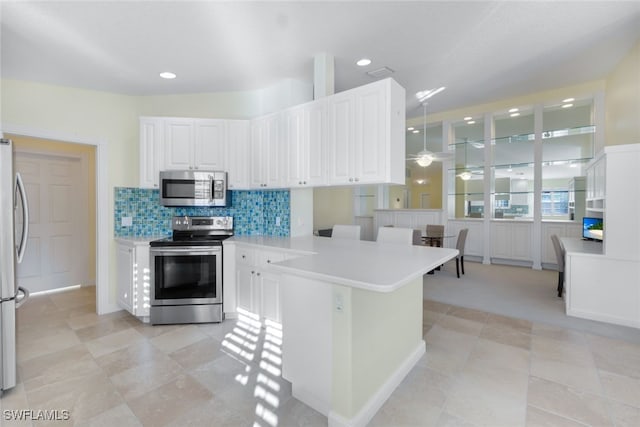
[159,170,229,207]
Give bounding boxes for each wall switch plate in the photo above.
[334,293,344,313]
[121,216,133,227]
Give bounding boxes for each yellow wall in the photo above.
[8,135,97,283]
[605,40,640,146]
[313,187,354,231]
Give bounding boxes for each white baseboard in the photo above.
[328,340,426,427]
[567,308,640,329]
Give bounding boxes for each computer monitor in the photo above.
[582,217,603,241]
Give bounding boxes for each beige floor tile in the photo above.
[65,312,101,330]
[525,405,587,427]
[434,411,478,427]
[109,356,184,401]
[424,299,452,314]
[455,356,529,401]
[130,322,180,339]
[467,337,530,374]
[150,325,208,354]
[531,322,587,345]
[17,328,82,362]
[447,306,489,324]
[435,314,485,337]
[163,396,253,427]
[424,308,447,325]
[486,312,533,334]
[369,387,444,427]
[600,370,640,408]
[608,400,640,427]
[75,318,135,342]
[75,404,142,427]
[84,328,146,358]
[480,323,532,351]
[272,397,327,427]
[127,374,213,427]
[527,376,612,426]
[94,339,167,377]
[445,379,527,426]
[530,355,602,395]
[531,334,594,365]
[25,372,123,425]
[586,334,640,379]
[19,345,101,392]
[169,336,225,370]
[0,383,34,427]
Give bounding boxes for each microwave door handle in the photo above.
[15,172,29,264]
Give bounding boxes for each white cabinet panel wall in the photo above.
[373,209,444,240]
[250,112,283,189]
[164,118,195,170]
[139,117,164,188]
[226,120,251,190]
[491,221,533,263]
[194,119,226,170]
[115,239,151,321]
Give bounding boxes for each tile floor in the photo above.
[2,286,640,426]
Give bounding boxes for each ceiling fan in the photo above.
[407,88,453,167]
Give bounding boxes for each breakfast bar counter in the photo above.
[224,236,458,427]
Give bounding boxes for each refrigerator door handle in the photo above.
[15,286,29,308]
[15,172,29,264]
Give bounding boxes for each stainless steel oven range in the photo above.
[149,216,233,324]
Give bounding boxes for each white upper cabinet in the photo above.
[284,98,327,187]
[251,112,283,188]
[327,78,405,185]
[226,120,251,190]
[164,118,226,171]
[139,117,164,188]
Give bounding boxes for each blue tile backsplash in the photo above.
[114,187,290,237]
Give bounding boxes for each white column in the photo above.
[482,112,493,264]
[291,53,336,237]
[532,104,543,270]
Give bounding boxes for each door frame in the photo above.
[1,124,112,314]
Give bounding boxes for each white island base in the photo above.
[281,274,424,427]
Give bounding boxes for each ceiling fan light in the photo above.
[415,151,433,167]
[459,171,472,181]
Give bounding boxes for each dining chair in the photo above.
[376,226,414,245]
[550,234,565,297]
[425,224,445,247]
[452,228,469,278]
[332,224,361,240]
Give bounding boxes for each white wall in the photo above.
[605,40,640,146]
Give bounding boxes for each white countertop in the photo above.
[225,236,458,292]
[114,236,167,246]
[560,237,604,255]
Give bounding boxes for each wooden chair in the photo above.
[376,226,414,245]
[550,234,565,297]
[332,224,361,240]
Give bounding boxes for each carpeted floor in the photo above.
[424,260,640,344]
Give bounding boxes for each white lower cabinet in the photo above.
[235,246,294,324]
[115,239,151,321]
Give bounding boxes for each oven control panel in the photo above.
[172,216,233,231]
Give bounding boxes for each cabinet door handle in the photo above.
[251,270,255,274]
[242,255,246,259]
[355,177,359,182]
[267,259,271,263]
[349,178,354,182]
[257,272,261,276]
[303,181,307,185]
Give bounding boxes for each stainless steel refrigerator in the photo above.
[0,136,30,395]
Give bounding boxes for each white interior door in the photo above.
[15,153,87,293]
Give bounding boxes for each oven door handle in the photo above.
[151,247,222,256]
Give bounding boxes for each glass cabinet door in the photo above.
[541,98,594,221]
[448,119,485,218]
[491,109,535,219]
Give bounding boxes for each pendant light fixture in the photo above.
[415,102,434,167]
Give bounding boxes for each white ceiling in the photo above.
[2,1,639,121]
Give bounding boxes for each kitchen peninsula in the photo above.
[223,236,458,427]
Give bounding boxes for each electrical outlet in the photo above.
[275,217,281,226]
[334,293,344,313]
[121,216,133,227]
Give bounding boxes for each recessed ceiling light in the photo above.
[412,130,419,134]
[356,58,372,67]
[467,120,476,124]
[508,108,519,113]
[160,72,176,79]
[569,163,578,168]
[464,116,472,121]
[510,112,520,117]
[563,98,575,103]
[562,103,574,109]
[407,127,414,131]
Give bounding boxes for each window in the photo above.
[541,191,569,216]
